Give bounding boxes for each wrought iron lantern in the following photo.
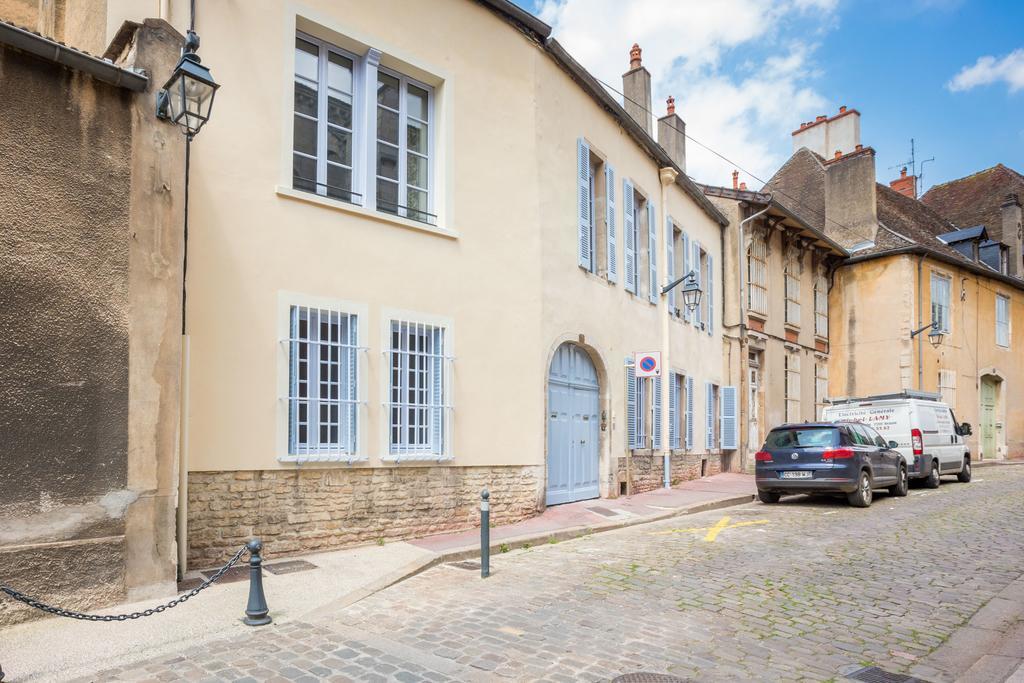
[156,31,219,138]
[681,271,702,312]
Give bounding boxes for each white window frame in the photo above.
[748,231,768,316]
[381,311,454,461]
[930,272,951,334]
[784,245,801,327]
[277,293,368,463]
[374,65,435,224]
[996,293,1010,348]
[814,360,828,418]
[814,270,828,338]
[785,352,801,423]
[635,375,648,449]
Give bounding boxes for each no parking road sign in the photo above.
[634,351,661,377]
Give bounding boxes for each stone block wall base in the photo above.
[616,453,726,495]
[186,465,544,568]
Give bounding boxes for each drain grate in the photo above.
[847,666,927,683]
[448,560,481,571]
[199,566,250,584]
[587,506,620,518]
[612,674,689,683]
[264,559,317,575]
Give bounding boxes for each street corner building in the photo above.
[0,10,187,625]
[765,109,1024,462]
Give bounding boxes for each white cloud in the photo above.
[537,0,840,185]
[947,49,1024,94]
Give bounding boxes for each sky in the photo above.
[511,0,1023,195]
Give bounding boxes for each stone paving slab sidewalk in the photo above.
[0,473,753,682]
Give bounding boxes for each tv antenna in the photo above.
[888,138,934,198]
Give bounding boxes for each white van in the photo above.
[821,390,972,487]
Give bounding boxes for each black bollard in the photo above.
[481,489,490,578]
[243,538,272,626]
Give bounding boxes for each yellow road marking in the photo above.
[650,515,770,541]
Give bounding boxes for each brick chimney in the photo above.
[732,170,739,189]
[889,167,917,198]
[657,95,686,172]
[792,105,861,159]
[623,43,653,136]
[1002,193,1023,277]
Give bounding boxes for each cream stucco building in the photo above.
[42,0,739,568]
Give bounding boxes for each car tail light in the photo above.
[820,448,855,460]
[911,428,923,456]
[755,451,773,462]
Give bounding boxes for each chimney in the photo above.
[792,105,861,158]
[1002,193,1023,277]
[623,43,653,136]
[739,182,747,191]
[824,145,879,248]
[889,167,917,199]
[657,95,686,172]
[732,170,739,189]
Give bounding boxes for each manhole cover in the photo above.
[847,666,927,683]
[448,560,481,571]
[264,559,317,575]
[587,506,620,518]
[612,674,689,683]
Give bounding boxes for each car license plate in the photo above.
[781,471,812,479]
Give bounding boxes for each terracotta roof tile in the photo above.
[921,164,1024,241]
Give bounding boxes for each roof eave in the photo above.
[843,245,1024,291]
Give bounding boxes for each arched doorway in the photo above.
[546,342,600,505]
[980,375,1001,459]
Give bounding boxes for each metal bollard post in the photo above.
[480,489,490,578]
[243,538,272,626]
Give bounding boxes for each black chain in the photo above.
[0,544,249,622]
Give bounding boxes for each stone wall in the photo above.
[187,465,544,568]
[617,453,726,495]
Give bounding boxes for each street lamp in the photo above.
[661,270,703,312]
[911,320,944,348]
[156,31,219,139]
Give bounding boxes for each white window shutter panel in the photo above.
[577,138,591,270]
[669,373,679,449]
[430,327,444,455]
[685,375,694,449]
[623,180,636,294]
[720,386,737,450]
[707,253,714,336]
[606,164,617,282]
[682,232,691,323]
[626,357,637,449]
[705,382,714,451]
[648,199,658,304]
[348,316,359,453]
[666,218,675,314]
[652,375,662,449]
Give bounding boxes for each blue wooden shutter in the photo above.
[626,357,637,449]
[652,375,662,449]
[668,373,679,449]
[623,180,636,293]
[707,253,714,336]
[606,164,617,283]
[720,385,737,450]
[666,218,676,314]
[577,138,592,270]
[682,232,691,323]
[693,241,703,329]
[705,382,714,451]
[347,315,359,453]
[648,199,658,304]
[685,375,694,449]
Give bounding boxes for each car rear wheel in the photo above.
[889,465,908,497]
[847,471,873,507]
[925,460,941,488]
[957,458,972,483]
[758,491,781,504]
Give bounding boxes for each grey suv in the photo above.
[755,422,908,507]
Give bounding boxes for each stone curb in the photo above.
[974,460,1024,468]
[307,492,755,620]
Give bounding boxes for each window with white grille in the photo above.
[387,320,451,459]
[748,231,768,315]
[635,375,648,448]
[930,273,951,333]
[287,306,359,459]
[785,352,801,423]
[814,271,828,337]
[784,245,801,326]
[996,294,1010,347]
[814,361,828,418]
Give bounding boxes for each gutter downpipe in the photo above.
[917,254,925,390]
[737,198,772,468]
[659,167,678,489]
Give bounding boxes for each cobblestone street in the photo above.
[87,466,1024,682]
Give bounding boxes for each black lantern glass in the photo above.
[682,272,702,312]
[159,51,219,138]
[928,325,944,348]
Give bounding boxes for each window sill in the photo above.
[278,454,368,465]
[748,310,768,322]
[784,322,801,332]
[380,453,454,463]
[276,186,458,240]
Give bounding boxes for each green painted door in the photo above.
[981,378,997,459]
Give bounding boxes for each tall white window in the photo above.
[785,352,801,423]
[814,361,828,418]
[288,306,359,457]
[784,245,801,326]
[376,70,433,223]
[293,35,357,203]
[387,320,451,458]
[930,273,951,333]
[814,271,828,337]
[635,375,648,448]
[996,294,1010,347]
[748,232,768,316]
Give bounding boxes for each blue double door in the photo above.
[546,343,600,505]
